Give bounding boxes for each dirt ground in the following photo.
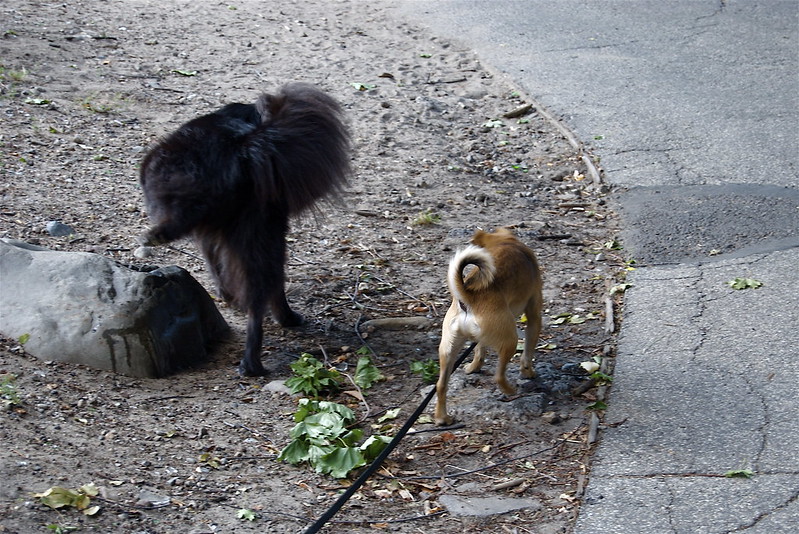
[0,1,626,533]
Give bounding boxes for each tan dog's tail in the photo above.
[448,245,496,304]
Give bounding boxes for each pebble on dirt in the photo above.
[45,220,75,237]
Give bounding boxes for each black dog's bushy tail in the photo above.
[248,83,351,216]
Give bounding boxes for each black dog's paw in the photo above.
[278,310,304,328]
[238,359,268,377]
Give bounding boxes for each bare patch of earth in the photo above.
[0,1,622,533]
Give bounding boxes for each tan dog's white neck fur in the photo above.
[435,228,543,426]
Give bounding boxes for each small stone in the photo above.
[45,221,75,237]
[264,380,292,395]
[134,246,153,259]
[135,489,170,508]
[541,411,561,424]
[439,495,541,517]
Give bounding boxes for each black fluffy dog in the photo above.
[139,83,350,376]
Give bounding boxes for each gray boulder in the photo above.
[0,239,229,378]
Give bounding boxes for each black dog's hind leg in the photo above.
[271,291,303,327]
[258,212,303,328]
[239,289,303,376]
[239,306,268,376]
[237,212,303,376]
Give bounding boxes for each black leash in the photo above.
[302,342,477,534]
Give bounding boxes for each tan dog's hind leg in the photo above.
[495,339,519,395]
[493,315,521,395]
[435,317,466,426]
[464,344,487,374]
[520,300,542,379]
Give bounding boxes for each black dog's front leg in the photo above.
[140,212,202,246]
[239,310,268,376]
[139,225,174,247]
[140,196,213,246]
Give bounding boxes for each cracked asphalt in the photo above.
[390,1,798,531]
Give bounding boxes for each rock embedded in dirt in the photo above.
[541,411,563,424]
[438,494,543,517]
[45,220,75,237]
[133,245,154,259]
[0,239,228,378]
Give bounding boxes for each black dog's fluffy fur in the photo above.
[139,83,350,376]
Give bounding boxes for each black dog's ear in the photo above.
[214,103,261,126]
[255,92,287,124]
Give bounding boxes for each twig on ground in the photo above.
[165,244,204,262]
[604,294,616,334]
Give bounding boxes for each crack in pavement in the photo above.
[730,488,799,532]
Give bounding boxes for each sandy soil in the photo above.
[0,1,624,533]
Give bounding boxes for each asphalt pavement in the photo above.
[390,1,799,532]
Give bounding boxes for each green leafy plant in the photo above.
[551,312,599,325]
[285,353,342,397]
[378,407,401,423]
[590,372,613,385]
[34,484,100,516]
[278,399,390,478]
[586,401,608,411]
[482,119,504,128]
[727,278,763,290]
[1,66,26,82]
[350,82,376,91]
[1,374,21,409]
[198,452,221,469]
[354,355,384,390]
[724,468,754,479]
[410,359,439,384]
[609,283,632,295]
[46,525,78,534]
[236,508,257,521]
[412,209,441,226]
[580,356,613,385]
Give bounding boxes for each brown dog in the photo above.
[435,228,543,426]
